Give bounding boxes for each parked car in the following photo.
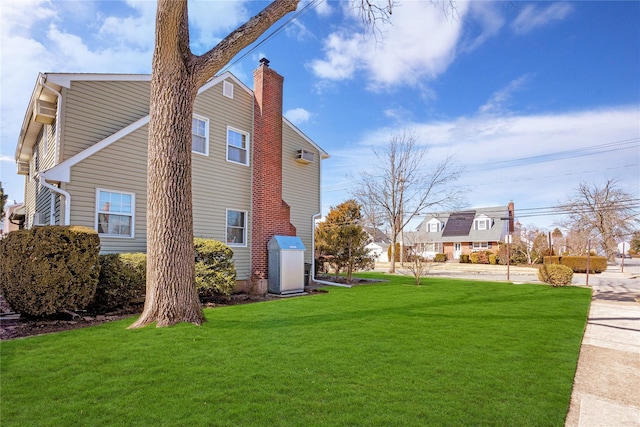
[616,253,632,259]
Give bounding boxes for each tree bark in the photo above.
[130,0,299,328]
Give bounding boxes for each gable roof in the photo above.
[418,206,510,243]
[37,71,327,183]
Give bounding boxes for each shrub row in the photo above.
[544,256,607,273]
[0,226,101,317]
[461,251,498,265]
[538,264,574,286]
[434,253,447,263]
[0,226,236,317]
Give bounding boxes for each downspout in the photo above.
[39,174,71,225]
[311,157,351,289]
[39,75,69,225]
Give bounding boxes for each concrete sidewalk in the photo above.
[565,271,640,427]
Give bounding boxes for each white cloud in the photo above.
[310,1,471,90]
[478,75,530,115]
[285,108,312,125]
[511,2,573,35]
[314,0,333,17]
[188,0,250,53]
[321,106,640,229]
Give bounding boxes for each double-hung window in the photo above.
[226,209,247,246]
[96,189,134,237]
[472,242,489,250]
[192,115,209,155]
[226,127,249,165]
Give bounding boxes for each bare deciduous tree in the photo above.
[560,179,639,262]
[356,131,463,273]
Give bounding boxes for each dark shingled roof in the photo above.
[441,211,476,237]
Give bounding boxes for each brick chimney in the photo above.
[251,58,296,280]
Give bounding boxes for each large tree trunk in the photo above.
[130,0,299,328]
[131,1,203,328]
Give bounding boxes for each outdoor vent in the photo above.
[295,149,315,164]
[223,80,234,99]
[34,99,56,124]
[31,212,45,226]
[17,161,30,175]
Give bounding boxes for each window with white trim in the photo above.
[427,222,440,232]
[226,209,247,246]
[474,218,491,230]
[96,189,134,237]
[472,242,489,250]
[226,127,249,165]
[192,115,209,155]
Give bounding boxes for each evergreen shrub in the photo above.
[538,264,574,287]
[544,256,607,273]
[91,253,146,312]
[434,253,447,263]
[459,254,470,263]
[0,226,100,316]
[194,238,236,299]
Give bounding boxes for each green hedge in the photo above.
[0,226,100,317]
[194,238,236,299]
[434,253,447,263]
[538,264,574,287]
[459,254,470,264]
[544,256,607,273]
[91,253,147,313]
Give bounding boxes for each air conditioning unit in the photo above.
[33,99,56,124]
[295,149,315,164]
[17,161,30,175]
[31,212,45,226]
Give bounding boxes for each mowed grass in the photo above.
[1,275,591,426]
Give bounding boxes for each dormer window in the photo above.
[474,216,492,230]
[426,218,441,233]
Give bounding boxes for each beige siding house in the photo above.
[14,61,328,282]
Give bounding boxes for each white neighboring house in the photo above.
[367,241,390,262]
[363,226,392,262]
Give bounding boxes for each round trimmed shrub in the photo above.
[538,264,574,287]
[0,226,100,317]
[91,253,146,313]
[194,238,236,299]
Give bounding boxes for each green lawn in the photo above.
[1,275,591,426]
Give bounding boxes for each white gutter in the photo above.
[310,157,350,288]
[38,75,70,225]
[40,75,63,165]
[311,213,353,288]
[39,174,71,225]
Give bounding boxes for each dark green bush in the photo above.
[544,256,607,273]
[0,226,100,317]
[194,238,236,299]
[538,264,574,287]
[91,253,146,313]
[459,254,470,263]
[434,253,447,263]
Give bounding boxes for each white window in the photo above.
[472,242,489,250]
[96,189,134,238]
[474,218,491,230]
[192,115,209,155]
[226,127,249,165]
[427,222,440,233]
[226,209,247,246]
[223,81,234,99]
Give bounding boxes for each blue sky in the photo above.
[1,0,639,231]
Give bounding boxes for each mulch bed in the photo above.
[0,288,333,341]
